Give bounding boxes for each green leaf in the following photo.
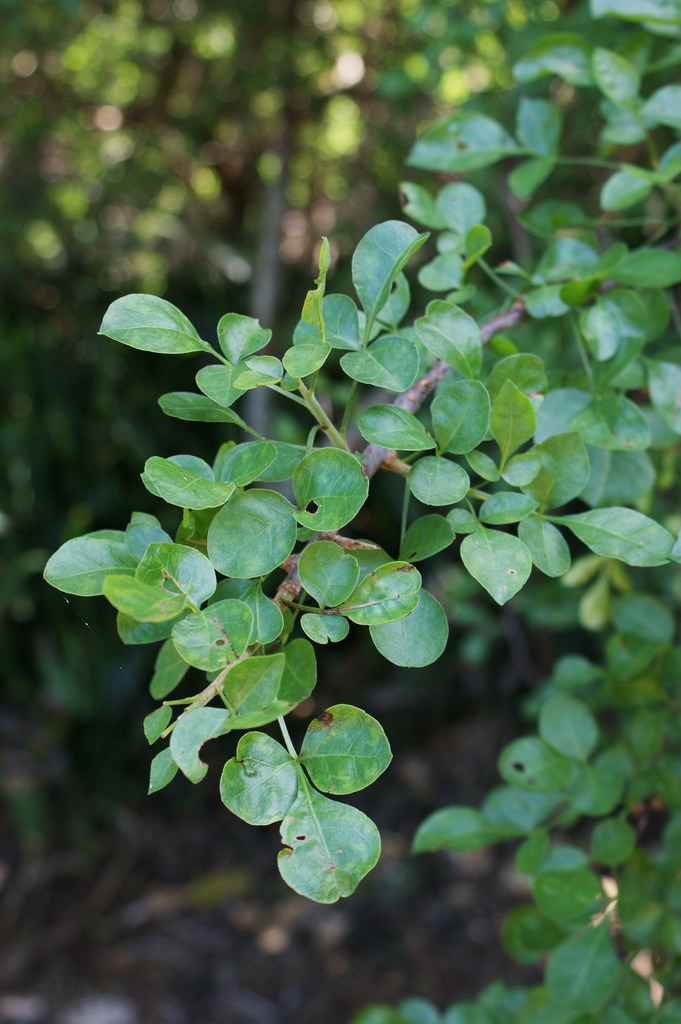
[212,578,284,645]
[580,290,647,361]
[431,380,490,455]
[539,696,599,761]
[278,782,381,902]
[490,381,537,466]
[611,592,674,641]
[415,300,482,377]
[463,224,492,269]
[358,405,436,452]
[143,705,172,744]
[516,98,562,157]
[293,448,369,531]
[413,806,504,854]
[408,457,470,506]
[148,747,179,794]
[483,788,561,834]
[513,34,593,86]
[125,512,172,560]
[44,531,137,596]
[300,613,350,644]
[592,47,640,104]
[502,906,567,964]
[207,489,297,578]
[323,294,361,350]
[298,541,360,608]
[611,249,681,288]
[136,541,217,606]
[256,443,305,483]
[407,113,520,172]
[169,707,232,782]
[150,639,189,700]
[279,638,317,705]
[399,182,448,228]
[546,924,620,1013]
[217,313,271,363]
[417,251,463,293]
[509,157,555,200]
[102,575,187,622]
[220,732,297,825]
[525,286,570,319]
[518,517,571,577]
[142,456,235,510]
[221,652,287,728]
[591,818,636,865]
[479,492,539,525]
[234,355,283,389]
[435,182,487,237]
[351,221,428,339]
[99,294,207,354]
[600,169,652,211]
[466,450,500,482]
[569,396,650,450]
[301,236,330,336]
[340,335,419,392]
[215,441,277,487]
[195,363,243,408]
[158,392,246,424]
[487,354,547,403]
[447,507,479,534]
[532,864,604,923]
[591,0,681,23]
[642,85,681,130]
[498,737,574,792]
[522,433,590,509]
[399,514,454,562]
[502,452,541,487]
[300,704,392,794]
[460,528,532,605]
[171,600,253,671]
[552,507,674,565]
[647,359,681,432]
[283,342,332,379]
[338,561,421,625]
[369,589,448,667]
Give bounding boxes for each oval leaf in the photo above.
[300,704,392,794]
[220,732,297,825]
[460,528,532,605]
[99,294,206,354]
[207,489,297,578]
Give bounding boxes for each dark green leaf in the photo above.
[487,354,547,403]
[323,294,361,350]
[220,732,297,825]
[136,541,217,606]
[479,493,539,525]
[490,381,537,466]
[150,639,189,700]
[369,590,448,667]
[338,561,421,625]
[148,747,179,794]
[546,924,620,1012]
[569,396,650,450]
[143,705,172,744]
[532,864,604,923]
[195,363,243,408]
[591,818,636,865]
[300,704,392,794]
[212,578,284,645]
[611,249,681,288]
[283,342,332,379]
[539,696,599,761]
[460,528,532,605]
[158,392,245,424]
[293,448,369,531]
[103,575,186,622]
[502,906,567,965]
[358,405,437,451]
[43,531,137,596]
[207,489,297,578]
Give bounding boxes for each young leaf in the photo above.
[478,492,539,525]
[234,355,283,389]
[298,541,360,608]
[216,441,277,487]
[277,782,381,902]
[551,508,674,566]
[301,236,330,337]
[282,343,331,379]
[158,392,246,424]
[102,575,187,622]
[358,405,436,451]
[293,449,369,531]
[99,294,207,354]
[207,489,297,578]
[217,313,271,363]
[487,353,547,403]
[460,528,532,605]
[195,363,243,408]
[434,182,486,237]
[211,578,284,646]
[369,589,448,667]
[323,294,361,350]
[220,732,297,825]
[43,531,137,596]
[300,704,392,794]
[143,705,172,744]
[490,380,536,466]
[338,562,421,625]
[171,600,254,671]
[351,221,428,340]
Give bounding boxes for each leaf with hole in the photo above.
[293,449,369,531]
[498,737,574,793]
[277,781,381,902]
[171,600,253,671]
[407,113,521,172]
[169,707,232,783]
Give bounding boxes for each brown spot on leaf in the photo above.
[317,711,334,725]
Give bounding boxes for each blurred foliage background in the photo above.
[0,0,593,848]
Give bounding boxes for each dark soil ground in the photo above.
[1,628,544,1024]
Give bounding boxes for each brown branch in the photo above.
[273,298,527,607]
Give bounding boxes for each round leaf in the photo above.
[293,449,369,531]
[300,704,392,794]
[298,540,360,607]
[338,561,421,625]
[217,313,271,363]
[171,600,254,671]
[498,737,573,792]
[431,379,490,455]
[43,531,137,597]
[539,695,599,761]
[220,732,297,825]
[408,457,470,506]
[207,489,297,578]
[415,300,482,378]
[399,514,454,562]
[369,590,448,667]
[136,542,217,606]
[300,613,350,644]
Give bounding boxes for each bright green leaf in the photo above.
[99,294,207,354]
[338,561,421,625]
[460,528,532,605]
[220,732,297,825]
[300,704,392,794]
